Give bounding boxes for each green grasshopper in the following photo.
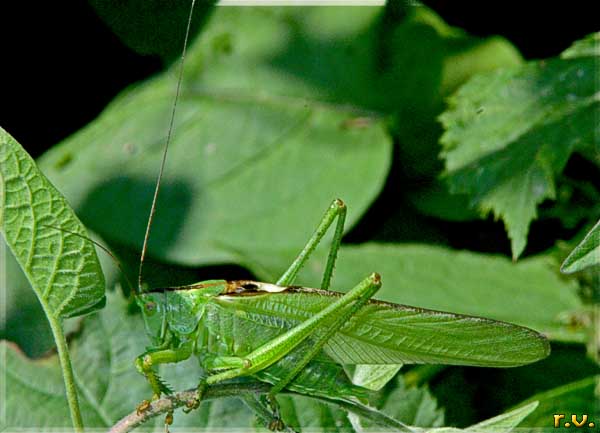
[126,1,550,430]
[133,199,550,421]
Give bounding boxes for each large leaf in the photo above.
[561,218,600,273]
[0,293,145,429]
[404,403,538,433]
[1,236,55,357]
[248,244,584,342]
[37,6,523,272]
[439,33,599,258]
[38,8,392,272]
[0,237,87,357]
[0,127,105,318]
[193,5,522,181]
[359,376,444,429]
[417,403,537,433]
[273,375,443,432]
[466,401,539,432]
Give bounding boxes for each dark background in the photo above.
[0,1,597,159]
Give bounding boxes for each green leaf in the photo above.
[0,293,147,428]
[391,9,522,181]
[1,227,121,357]
[384,6,522,180]
[347,364,403,391]
[516,375,599,428]
[1,236,55,357]
[467,401,538,431]
[0,127,105,319]
[439,34,599,258]
[372,376,444,428]
[38,8,391,271]
[407,179,479,222]
[274,375,443,432]
[561,33,600,59]
[420,402,537,433]
[276,395,355,432]
[36,6,523,271]
[561,219,600,273]
[249,244,584,342]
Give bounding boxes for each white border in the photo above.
[1,239,6,428]
[218,0,385,5]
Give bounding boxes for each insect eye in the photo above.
[145,302,156,312]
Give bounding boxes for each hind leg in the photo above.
[277,199,347,290]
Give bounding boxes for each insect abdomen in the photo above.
[199,300,368,399]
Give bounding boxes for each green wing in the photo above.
[214,287,549,368]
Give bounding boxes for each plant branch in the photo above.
[108,381,414,433]
[108,382,269,433]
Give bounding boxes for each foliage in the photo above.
[517,376,600,427]
[0,127,105,318]
[561,218,600,273]
[1,126,105,429]
[1,3,598,432]
[439,34,599,259]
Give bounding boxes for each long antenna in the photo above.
[138,0,197,292]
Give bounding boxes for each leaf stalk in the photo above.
[46,312,84,432]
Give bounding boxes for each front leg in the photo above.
[135,342,193,402]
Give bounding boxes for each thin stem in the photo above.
[108,381,414,433]
[109,382,269,433]
[47,313,84,432]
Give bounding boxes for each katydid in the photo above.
[133,199,550,427]
[124,1,550,430]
